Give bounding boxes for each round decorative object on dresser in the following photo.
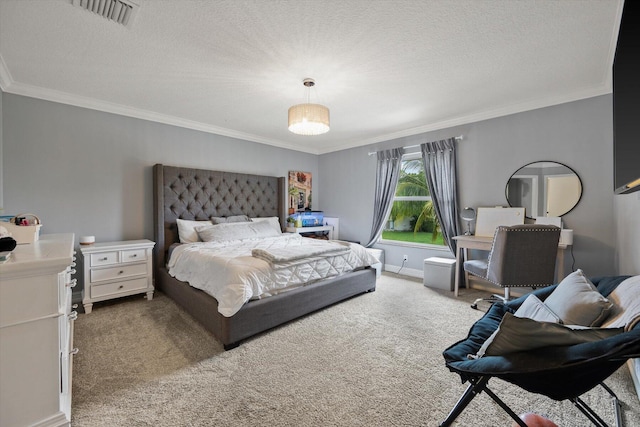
[79,235,95,245]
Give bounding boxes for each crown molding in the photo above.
[317,84,613,155]
[0,64,320,155]
[1,52,611,157]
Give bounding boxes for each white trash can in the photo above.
[423,257,456,291]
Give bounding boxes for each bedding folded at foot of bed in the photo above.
[251,242,348,263]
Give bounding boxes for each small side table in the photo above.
[81,239,155,313]
[285,225,334,240]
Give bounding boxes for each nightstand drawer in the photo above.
[90,251,118,266]
[90,277,148,299]
[121,248,147,263]
[90,263,147,282]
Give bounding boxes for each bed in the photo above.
[153,164,377,349]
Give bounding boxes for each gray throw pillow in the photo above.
[210,215,251,224]
[543,269,613,326]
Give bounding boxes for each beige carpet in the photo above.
[72,273,640,426]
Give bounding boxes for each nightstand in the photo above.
[285,225,334,240]
[81,239,155,313]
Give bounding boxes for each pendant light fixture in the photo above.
[288,78,330,135]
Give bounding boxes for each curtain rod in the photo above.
[367,135,464,156]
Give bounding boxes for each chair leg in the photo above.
[439,377,488,427]
[439,376,528,427]
[470,294,506,310]
[570,382,623,427]
[601,382,623,427]
[572,397,610,427]
[482,385,528,427]
[470,287,511,310]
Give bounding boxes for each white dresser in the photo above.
[0,234,77,427]
[81,239,155,313]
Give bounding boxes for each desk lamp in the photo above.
[461,207,476,235]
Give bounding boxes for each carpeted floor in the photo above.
[72,273,640,426]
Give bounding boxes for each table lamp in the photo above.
[461,207,476,235]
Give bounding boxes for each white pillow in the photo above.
[196,220,281,242]
[250,217,282,233]
[176,219,211,243]
[514,294,561,323]
[544,269,613,327]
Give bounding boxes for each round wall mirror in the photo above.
[505,161,582,219]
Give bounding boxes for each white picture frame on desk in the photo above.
[475,207,525,237]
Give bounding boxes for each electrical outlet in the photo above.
[403,254,408,262]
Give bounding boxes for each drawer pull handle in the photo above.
[100,257,108,261]
[69,311,78,321]
[130,254,137,258]
[118,270,124,275]
[118,285,124,289]
[67,279,77,288]
[70,348,79,356]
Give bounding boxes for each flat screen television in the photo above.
[613,2,640,194]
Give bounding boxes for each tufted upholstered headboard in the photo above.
[153,164,285,271]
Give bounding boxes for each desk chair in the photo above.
[465,224,561,309]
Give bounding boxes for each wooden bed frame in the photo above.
[153,164,376,350]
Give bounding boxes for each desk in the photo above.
[452,235,569,297]
[285,225,334,240]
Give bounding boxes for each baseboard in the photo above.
[384,264,423,279]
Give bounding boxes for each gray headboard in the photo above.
[153,164,285,271]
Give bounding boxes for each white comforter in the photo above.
[167,233,379,317]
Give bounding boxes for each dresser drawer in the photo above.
[121,248,147,263]
[90,277,148,299]
[90,251,118,266]
[90,263,147,282]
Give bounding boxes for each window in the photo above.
[380,153,445,246]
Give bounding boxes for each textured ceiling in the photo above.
[0,0,623,154]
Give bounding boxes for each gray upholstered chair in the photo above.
[465,224,561,309]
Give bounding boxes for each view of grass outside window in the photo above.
[380,154,445,246]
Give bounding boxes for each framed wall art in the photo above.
[288,171,312,214]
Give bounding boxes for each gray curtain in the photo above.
[420,138,461,254]
[366,148,404,247]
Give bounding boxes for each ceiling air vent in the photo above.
[71,0,139,27]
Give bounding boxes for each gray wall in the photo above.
[2,92,637,287]
[2,93,317,247]
[320,95,621,278]
[0,89,3,210]
[614,192,640,275]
